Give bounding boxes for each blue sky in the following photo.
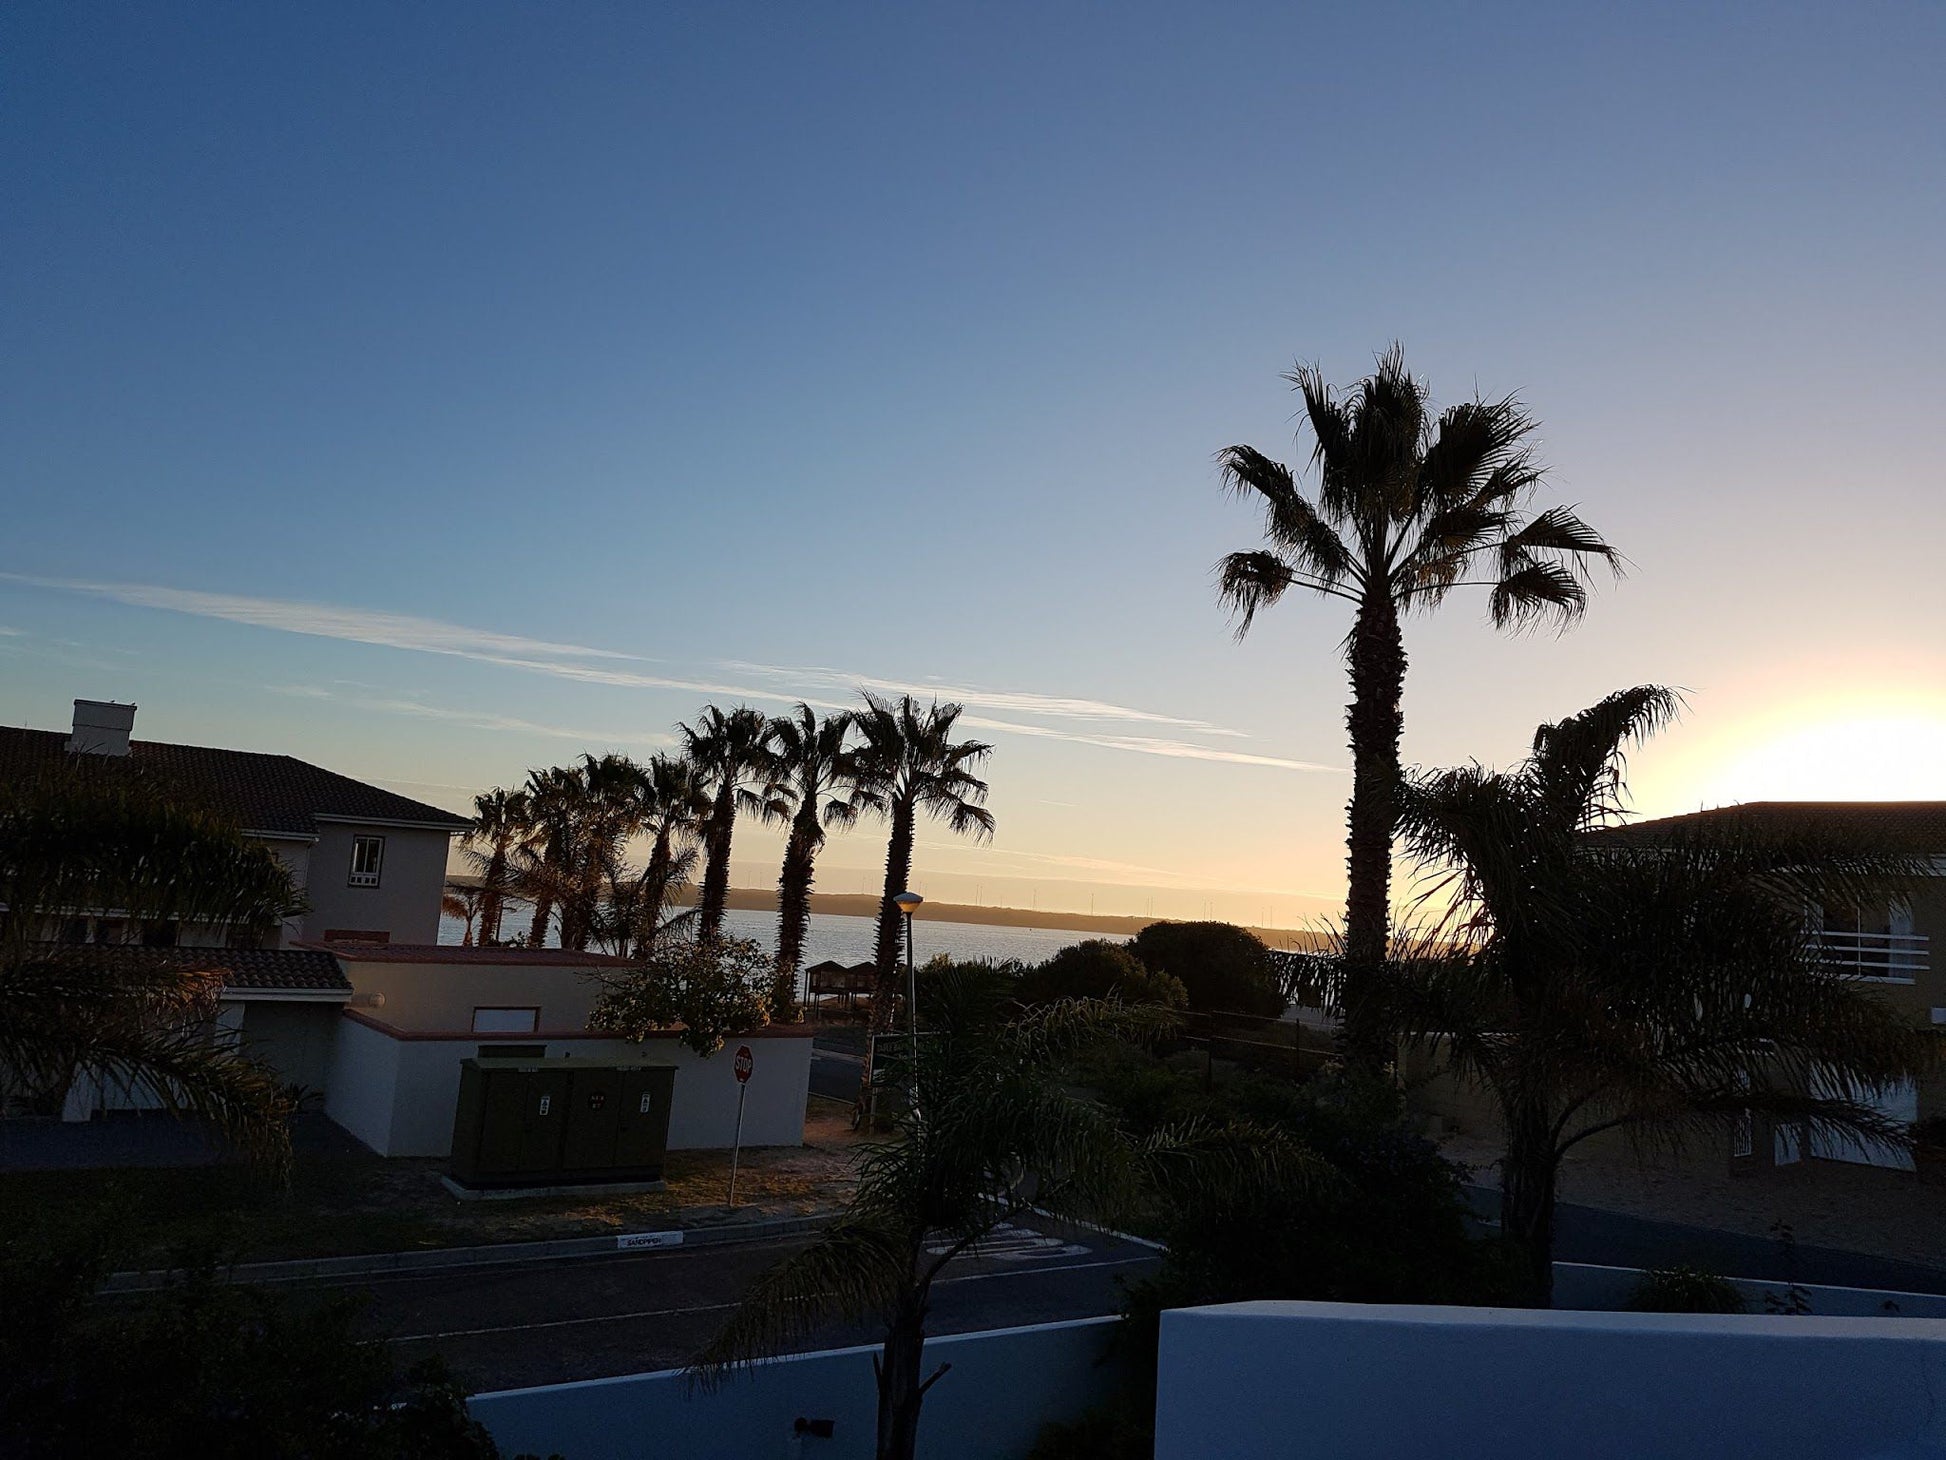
[4,3,1943,924]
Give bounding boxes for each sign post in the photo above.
[727,1043,753,1208]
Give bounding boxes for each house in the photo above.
[5,699,812,1160]
[0,699,471,946]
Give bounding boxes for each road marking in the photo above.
[383,1252,1158,1345]
[926,1222,1091,1263]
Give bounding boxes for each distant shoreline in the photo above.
[449,874,1331,951]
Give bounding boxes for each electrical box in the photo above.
[448,1057,677,1190]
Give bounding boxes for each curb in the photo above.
[102,1211,837,1293]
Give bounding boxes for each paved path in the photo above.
[323,1214,1158,1392]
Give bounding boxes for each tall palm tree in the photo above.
[1392,687,1936,1300]
[465,787,524,946]
[0,767,304,1169]
[764,705,858,1017]
[1214,347,1618,1072]
[514,764,582,948]
[679,706,775,942]
[693,974,1284,1460]
[847,694,994,1109]
[626,753,711,959]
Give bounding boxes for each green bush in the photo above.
[1129,922,1283,1017]
[1017,941,1188,1009]
[1625,1265,1747,1314]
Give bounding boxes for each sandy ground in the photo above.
[1442,1131,1946,1270]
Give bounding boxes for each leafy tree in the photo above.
[765,705,858,1018]
[588,934,774,1057]
[1016,939,1187,1009]
[1393,687,1937,1299]
[1213,348,1617,1071]
[680,706,778,942]
[692,976,1294,1460]
[845,693,994,1112]
[1129,921,1282,1016]
[0,768,303,1169]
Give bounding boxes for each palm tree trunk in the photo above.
[1340,590,1407,1075]
[480,843,507,945]
[1501,1100,1559,1305]
[698,787,736,942]
[856,798,916,1114]
[874,1293,938,1460]
[775,808,818,1019]
[527,894,553,948]
[635,831,674,959]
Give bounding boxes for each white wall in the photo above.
[469,1317,1124,1460]
[336,956,610,1032]
[326,1017,812,1158]
[1154,1301,1946,1460]
[1553,1261,1946,1320]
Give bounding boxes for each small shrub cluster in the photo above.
[1625,1265,1747,1314]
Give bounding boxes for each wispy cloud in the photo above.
[11,573,1342,775]
[267,684,675,748]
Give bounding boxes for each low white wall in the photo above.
[1154,1300,1946,1460]
[324,1014,403,1154]
[1553,1261,1946,1320]
[469,1317,1124,1460]
[328,1016,813,1158]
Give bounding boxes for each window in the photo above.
[472,1006,540,1034]
[349,835,385,888]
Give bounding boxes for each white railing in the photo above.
[1814,930,1928,983]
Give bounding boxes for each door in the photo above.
[616,1066,676,1170]
[517,1069,570,1172]
[561,1066,621,1172]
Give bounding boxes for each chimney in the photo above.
[68,699,136,757]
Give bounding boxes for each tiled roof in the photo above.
[297,941,635,968]
[1591,802,1946,853]
[0,726,469,837]
[32,944,352,995]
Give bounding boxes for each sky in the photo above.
[3,3,1943,927]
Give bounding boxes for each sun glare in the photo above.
[1694,713,1946,804]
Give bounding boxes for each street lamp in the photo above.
[893,891,923,1051]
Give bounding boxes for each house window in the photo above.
[472,1007,540,1034]
[349,835,385,888]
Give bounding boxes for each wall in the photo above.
[1552,1261,1946,1319]
[236,999,340,1096]
[323,1012,404,1153]
[337,956,611,1032]
[469,1317,1125,1460]
[301,823,453,944]
[1153,1300,1946,1460]
[329,1015,813,1158]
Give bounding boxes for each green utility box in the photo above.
[448,1057,678,1190]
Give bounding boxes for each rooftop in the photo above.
[298,941,636,967]
[1591,800,1946,851]
[34,944,353,995]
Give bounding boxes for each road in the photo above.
[330,1216,1159,1393]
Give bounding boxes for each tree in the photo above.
[623,754,710,959]
[1016,940,1187,1009]
[440,887,482,946]
[512,765,581,948]
[692,975,1279,1460]
[679,706,777,942]
[845,694,994,1114]
[1129,921,1282,1016]
[587,934,774,1058]
[1213,347,1617,1072]
[1392,686,1937,1299]
[765,705,858,1019]
[464,787,525,946]
[0,768,304,1170]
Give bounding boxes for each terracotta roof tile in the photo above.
[34,944,352,994]
[1592,801,1946,852]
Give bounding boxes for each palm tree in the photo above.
[513,764,582,948]
[765,705,858,1018]
[625,753,711,959]
[1214,347,1618,1073]
[465,787,525,946]
[440,886,482,946]
[846,694,994,1111]
[679,706,775,942]
[693,974,1286,1460]
[1392,687,1936,1300]
[0,767,304,1169]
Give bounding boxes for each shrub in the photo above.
[587,934,773,1056]
[1625,1265,1747,1314]
[1129,921,1283,1017]
[1017,940,1188,1009]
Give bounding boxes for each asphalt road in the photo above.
[329,1215,1159,1393]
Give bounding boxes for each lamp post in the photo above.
[893,891,923,1048]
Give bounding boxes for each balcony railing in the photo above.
[1814,930,1929,983]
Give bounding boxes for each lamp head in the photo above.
[893,891,924,915]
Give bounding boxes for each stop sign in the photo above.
[733,1045,754,1084]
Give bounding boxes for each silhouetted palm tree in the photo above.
[466,787,524,945]
[515,764,582,947]
[765,705,858,1016]
[1215,347,1617,1072]
[1393,687,1935,1299]
[680,706,776,942]
[627,754,711,959]
[847,694,993,1109]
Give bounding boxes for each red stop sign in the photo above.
[733,1045,754,1084]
